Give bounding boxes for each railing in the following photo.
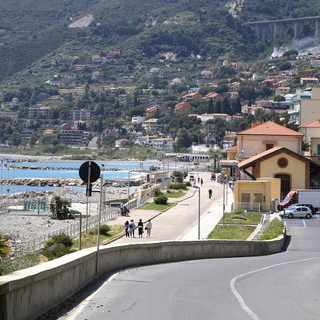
[7,187,155,258]
[231,202,271,212]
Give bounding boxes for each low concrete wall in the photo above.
[0,237,286,320]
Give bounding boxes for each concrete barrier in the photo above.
[0,236,286,320]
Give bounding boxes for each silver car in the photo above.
[283,205,312,219]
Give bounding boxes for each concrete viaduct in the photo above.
[245,16,320,42]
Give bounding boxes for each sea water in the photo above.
[0,161,147,194]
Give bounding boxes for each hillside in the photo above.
[0,0,320,84]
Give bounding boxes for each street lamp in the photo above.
[221,168,228,225]
[193,185,201,240]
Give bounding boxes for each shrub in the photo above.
[100,225,111,236]
[154,195,168,205]
[233,209,245,215]
[0,233,10,257]
[41,233,74,260]
[89,225,111,236]
[167,183,187,190]
[185,181,191,187]
[152,188,163,197]
[172,171,184,182]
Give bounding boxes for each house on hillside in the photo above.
[300,77,319,86]
[182,92,203,102]
[174,102,192,114]
[202,92,223,103]
[141,118,163,133]
[275,87,290,96]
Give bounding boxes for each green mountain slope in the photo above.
[0,0,319,83]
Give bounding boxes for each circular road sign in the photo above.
[79,161,101,183]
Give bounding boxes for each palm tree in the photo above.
[207,148,225,172]
[0,233,10,257]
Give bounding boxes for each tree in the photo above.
[207,99,214,113]
[272,95,285,102]
[207,148,225,172]
[50,196,71,220]
[282,50,298,58]
[232,97,242,114]
[214,101,222,113]
[175,128,192,151]
[9,132,21,146]
[221,97,231,115]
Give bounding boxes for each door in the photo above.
[241,193,250,210]
[275,174,291,199]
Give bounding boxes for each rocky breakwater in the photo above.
[5,165,123,171]
[1,178,145,188]
[1,178,82,187]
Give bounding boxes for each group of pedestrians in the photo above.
[124,219,152,238]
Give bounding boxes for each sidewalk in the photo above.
[105,172,234,245]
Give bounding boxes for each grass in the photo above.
[0,225,125,275]
[207,225,256,240]
[221,211,262,225]
[72,225,124,249]
[163,191,186,198]
[139,202,176,211]
[259,219,284,240]
[0,253,41,276]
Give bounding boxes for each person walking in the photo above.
[129,219,136,237]
[138,219,144,238]
[124,220,130,237]
[200,178,203,186]
[208,189,213,199]
[145,219,152,238]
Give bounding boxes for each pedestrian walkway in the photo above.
[105,172,234,245]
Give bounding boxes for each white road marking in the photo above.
[230,258,318,320]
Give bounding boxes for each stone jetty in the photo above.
[0,177,144,188]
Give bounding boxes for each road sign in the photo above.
[79,161,100,183]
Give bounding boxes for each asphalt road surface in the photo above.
[46,214,320,320]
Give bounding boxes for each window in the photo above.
[277,157,288,168]
[317,144,320,155]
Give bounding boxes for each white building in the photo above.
[132,116,145,125]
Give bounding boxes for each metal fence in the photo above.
[231,202,272,212]
[7,187,155,258]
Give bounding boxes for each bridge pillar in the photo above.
[273,23,284,38]
[255,25,266,42]
[294,22,303,39]
[315,19,320,37]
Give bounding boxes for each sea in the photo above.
[0,160,156,195]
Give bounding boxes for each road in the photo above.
[44,178,320,320]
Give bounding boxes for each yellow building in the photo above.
[238,146,320,199]
[234,178,280,211]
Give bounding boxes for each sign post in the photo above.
[79,161,101,249]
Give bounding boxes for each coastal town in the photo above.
[2,1,320,319]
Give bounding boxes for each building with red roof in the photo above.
[236,121,303,161]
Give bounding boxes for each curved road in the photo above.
[48,177,320,320]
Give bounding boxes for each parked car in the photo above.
[282,205,312,219]
[285,203,316,215]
